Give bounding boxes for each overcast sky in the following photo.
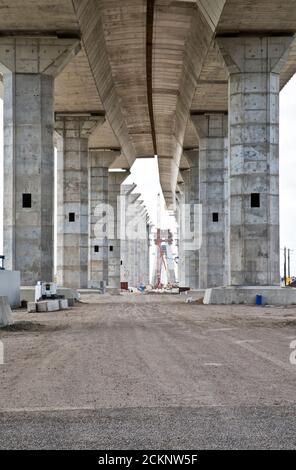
[0,73,296,275]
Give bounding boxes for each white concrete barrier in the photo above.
[204,286,296,306]
[0,297,13,328]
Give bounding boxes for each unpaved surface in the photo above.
[0,294,296,449]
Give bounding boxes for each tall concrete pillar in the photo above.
[192,113,229,288]
[0,37,80,285]
[181,149,200,289]
[56,115,104,289]
[87,150,119,289]
[217,36,293,286]
[108,171,130,289]
[176,189,186,286]
[121,184,137,286]
[133,200,144,287]
[180,171,192,288]
[138,206,149,286]
[126,193,142,288]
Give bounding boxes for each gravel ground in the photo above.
[0,293,296,449]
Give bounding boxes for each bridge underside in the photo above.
[1,0,296,294]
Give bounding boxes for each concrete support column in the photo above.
[176,191,186,286]
[181,149,200,289]
[192,113,229,288]
[108,171,130,289]
[133,200,144,287]
[0,37,80,285]
[138,207,149,286]
[121,184,136,286]
[87,150,119,289]
[185,150,200,289]
[129,194,141,288]
[56,115,104,289]
[217,36,293,286]
[180,171,192,288]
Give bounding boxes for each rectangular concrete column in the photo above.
[144,223,151,285]
[185,150,200,290]
[133,200,144,287]
[181,150,200,289]
[192,113,229,289]
[128,194,141,288]
[217,36,293,286]
[176,193,186,286]
[137,207,149,286]
[121,184,137,286]
[56,115,104,289]
[108,171,129,289]
[88,151,121,288]
[0,37,80,286]
[179,172,192,288]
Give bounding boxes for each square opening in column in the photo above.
[212,212,219,222]
[94,246,99,253]
[22,193,32,208]
[110,246,114,252]
[69,212,76,222]
[251,193,260,208]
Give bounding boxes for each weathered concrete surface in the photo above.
[56,115,104,289]
[0,271,20,309]
[192,113,229,289]
[121,187,150,288]
[0,2,296,208]
[179,172,191,287]
[0,37,80,286]
[1,296,296,449]
[204,286,296,306]
[185,150,200,290]
[0,296,13,328]
[180,149,200,289]
[108,171,129,289]
[88,151,119,288]
[217,36,294,286]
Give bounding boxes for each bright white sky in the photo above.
[0,74,296,275]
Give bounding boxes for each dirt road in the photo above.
[0,294,296,449]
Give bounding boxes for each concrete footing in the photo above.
[0,297,13,327]
[204,286,296,306]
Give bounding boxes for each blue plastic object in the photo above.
[256,294,263,306]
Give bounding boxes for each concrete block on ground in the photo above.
[0,271,21,309]
[47,300,60,312]
[106,287,121,296]
[0,297,13,327]
[68,298,75,307]
[204,286,296,306]
[59,299,69,310]
[180,289,205,300]
[27,302,37,313]
[36,302,48,313]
